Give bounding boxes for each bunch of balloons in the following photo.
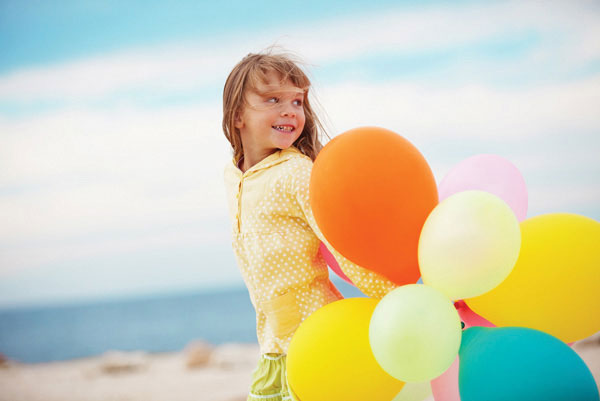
[287,127,600,401]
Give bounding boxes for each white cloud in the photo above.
[1,104,229,186]
[0,45,239,102]
[0,104,233,276]
[528,183,600,216]
[0,216,231,278]
[319,76,600,141]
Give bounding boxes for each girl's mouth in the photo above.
[273,125,294,133]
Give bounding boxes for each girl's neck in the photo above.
[240,148,278,172]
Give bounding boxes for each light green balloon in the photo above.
[419,190,521,300]
[392,380,432,401]
[369,284,462,382]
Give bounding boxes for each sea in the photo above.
[0,278,364,363]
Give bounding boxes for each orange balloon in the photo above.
[310,127,438,285]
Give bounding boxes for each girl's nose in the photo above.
[280,108,295,117]
[280,103,296,117]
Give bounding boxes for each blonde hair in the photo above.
[222,51,326,163]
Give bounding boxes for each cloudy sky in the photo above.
[1,0,599,306]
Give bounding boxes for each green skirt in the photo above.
[247,354,300,401]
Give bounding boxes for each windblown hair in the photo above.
[222,51,326,163]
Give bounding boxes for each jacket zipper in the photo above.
[237,176,244,233]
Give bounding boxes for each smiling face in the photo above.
[235,70,306,171]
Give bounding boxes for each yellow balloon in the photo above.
[287,298,404,401]
[466,213,600,343]
[419,190,521,300]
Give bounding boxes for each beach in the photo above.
[1,334,598,401]
[0,342,260,401]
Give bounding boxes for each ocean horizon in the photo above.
[0,277,364,363]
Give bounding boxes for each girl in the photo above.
[222,51,397,401]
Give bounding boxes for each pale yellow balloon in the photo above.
[287,298,404,401]
[369,285,462,382]
[466,213,600,343]
[392,380,433,401]
[419,190,521,300]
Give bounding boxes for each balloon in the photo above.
[287,298,404,401]
[466,213,600,343]
[319,242,353,285]
[439,154,528,221]
[419,190,521,300]
[369,284,462,382]
[431,356,461,401]
[454,300,495,329]
[459,327,599,401]
[393,380,433,401]
[430,325,573,401]
[310,127,438,285]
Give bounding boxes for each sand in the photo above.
[0,343,260,401]
[0,336,598,401]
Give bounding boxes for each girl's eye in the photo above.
[293,99,303,106]
[267,97,278,103]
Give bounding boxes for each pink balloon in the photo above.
[439,154,528,221]
[454,300,495,329]
[454,301,575,347]
[431,356,461,401]
[319,243,353,285]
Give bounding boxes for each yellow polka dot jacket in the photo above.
[224,147,397,354]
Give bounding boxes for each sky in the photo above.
[1,0,599,307]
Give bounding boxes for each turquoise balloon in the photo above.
[459,327,599,401]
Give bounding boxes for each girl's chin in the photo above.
[272,138,298,150]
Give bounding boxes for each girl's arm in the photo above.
[290,160,398,299]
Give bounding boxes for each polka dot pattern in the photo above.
[224,147,397,354]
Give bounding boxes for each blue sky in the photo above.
[1,0,599,306]
[1,0,454,73]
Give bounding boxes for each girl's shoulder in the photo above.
[282,149,313,167]
[271,148,313,176]
[274,149,314,194]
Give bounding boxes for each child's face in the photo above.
[235,71,306,162]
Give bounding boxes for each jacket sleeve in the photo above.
[290,159,398,299]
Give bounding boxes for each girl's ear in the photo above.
[234,110,244,129]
